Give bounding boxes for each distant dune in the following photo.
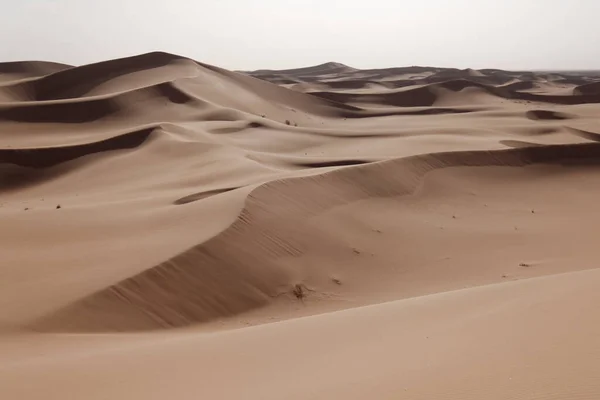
[2,52,600,399]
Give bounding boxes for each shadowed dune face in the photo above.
[4,52,600,399]
[0,61,72,85]
[574,81,600,95]
[525,110,574,120]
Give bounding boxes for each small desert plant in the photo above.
[292,284,305,299]
[285,119,291,125]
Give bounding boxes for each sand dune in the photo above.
[31,142,600,332]
[0,61,72,84]
[308,78,600,108]
[3,268,600,399]
[574,80,600,95]
[2,52,600,398]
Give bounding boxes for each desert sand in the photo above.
[2,52,600,399]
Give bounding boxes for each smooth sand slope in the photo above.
[2,53,600,398]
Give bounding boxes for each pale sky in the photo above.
[2,0,599,70]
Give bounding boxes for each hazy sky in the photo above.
[2,0,599,70]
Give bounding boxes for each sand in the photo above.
[2,53,600,398]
